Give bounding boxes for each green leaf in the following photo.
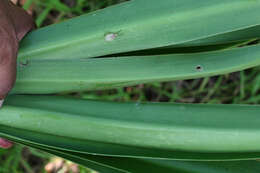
[14,44,260,94]
[1,95,260,160]
[18,0,260,61]
[2,133,260,173]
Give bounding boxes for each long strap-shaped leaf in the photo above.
[2,95,260,160]
[1,134,259,173]
[18,0,260,60]
[2,135,260,173]
[13,44,260,94]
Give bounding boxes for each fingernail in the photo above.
[0,99,4,108]
[0,138,13,149]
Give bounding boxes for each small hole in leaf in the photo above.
[196,65,203,71]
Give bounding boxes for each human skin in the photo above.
[0,0,34,148]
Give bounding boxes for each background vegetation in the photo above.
[1,0,260,172]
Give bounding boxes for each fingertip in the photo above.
[0,138,13,149]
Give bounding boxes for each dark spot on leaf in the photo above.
[196,65,203,72]
[19,60,29,67]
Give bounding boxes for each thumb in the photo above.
[0,26,18,101]
[0,0,34,101]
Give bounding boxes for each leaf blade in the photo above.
[14,44,260,94]
[18,0,260,60]
[1,95,260,160]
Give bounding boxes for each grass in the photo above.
[1,0,260,172]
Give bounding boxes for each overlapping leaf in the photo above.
[13,44,260,94]
[1,95,260,161]
[18,0,260,61]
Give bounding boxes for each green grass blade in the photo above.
[14,44,260,94]
[18,0,260,60]
[2,95,260,160]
